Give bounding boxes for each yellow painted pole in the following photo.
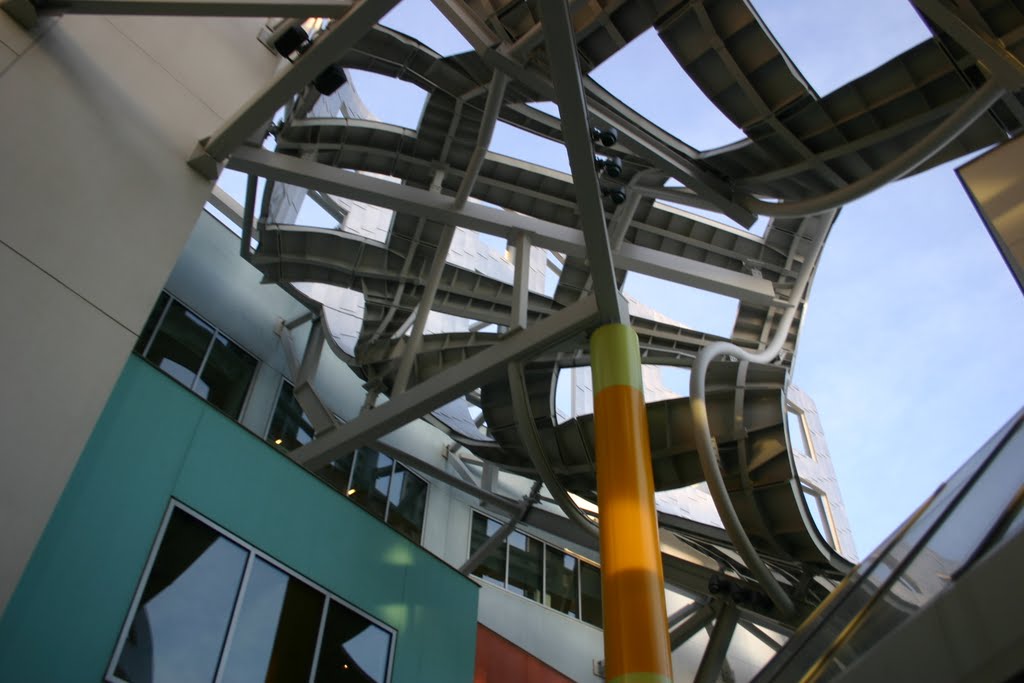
[590,324,673,683]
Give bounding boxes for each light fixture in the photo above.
[272,25,308,57]
[274,438,283,445]
[347,488,357,496]
[313,64,347,96]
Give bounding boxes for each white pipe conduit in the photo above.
[689,209,836,616]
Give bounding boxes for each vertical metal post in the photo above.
[511,232,531,329]
[590,324,673,683]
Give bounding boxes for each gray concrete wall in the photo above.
[0,14,279,614]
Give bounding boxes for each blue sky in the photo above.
[338,1,1024,556]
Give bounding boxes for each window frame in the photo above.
[305,442,429,545]
[801,482,841,552]
[468,510,602,628]
[105,500,397,683]
[136,292,259,421]
[786,402,817,461]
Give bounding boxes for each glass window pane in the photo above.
[220,558,325,683]
[469,513,507,588]
[348,449,392,520]
[113,508,247,683]
[194,333,257,419]
[144,300,215,390]
[545,547,579,618]
[314,601,391,683]
[787,408,813,459]
[268,382,315,451]
[134,291,170,355]
[580,562,603,627]
[386,465,427,543]
[319,451,356,494]
[506,531,542,602]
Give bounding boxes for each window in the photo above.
[267,381,316,450]
[316,447,428,544]
[786,404,816,460]
[135,293,258,419]
[802,483,841,552]
[108,504,395,683]
[468,511,603,628]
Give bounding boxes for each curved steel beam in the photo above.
[507,361,600,539]
[739,81,1005,218]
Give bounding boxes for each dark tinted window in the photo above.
[506,530,542,602]
[580,562,603,627]
[144,300,215,390]
[219,558,324,683]
[268,381,315,451]
[545,547,579,618]
[196,333,258,419]
[113,509,247,683]
[110,507,396,683]
[348,450,393,520]
[314,601,392,683]
[386,464,427,543]
[469,514,506,588]
[135,294,257,420]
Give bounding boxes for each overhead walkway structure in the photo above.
[11,0,1020,677]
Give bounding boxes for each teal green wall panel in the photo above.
[0,357,478,681]
[0,357,205,681]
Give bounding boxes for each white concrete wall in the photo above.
[0,14,279,614]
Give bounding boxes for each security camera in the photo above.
[590,126,619,147]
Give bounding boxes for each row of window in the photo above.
[135,295,429,544]
[108,505,394,683]
[470,512,603,628]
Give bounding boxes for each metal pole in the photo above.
[459,481,542,575]
[590,324,673,683]
[694,601,739,683]
[669,602,716,650]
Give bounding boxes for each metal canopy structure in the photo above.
[14,0,1021,663]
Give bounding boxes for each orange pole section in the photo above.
[590,324,672,683]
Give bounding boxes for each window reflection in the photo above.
[145,301,215,391]
[349,450,393,519]
[507,531,542,602]
[111,506,396,683]
[314,601,392,683]
[219,559,324,683]
[469,512,600,625]
[268,381,315,451]
[469,514,506,588]
[545,547,579,618]
[386,465,428,543]
[114,509,247,683]
[135,293,257,420]
[315,448,427,543]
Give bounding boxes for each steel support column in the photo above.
[539,0,627,325]
[590,324,673,683]
[694,601,740,683]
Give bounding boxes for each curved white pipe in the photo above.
[740,81,1004,218]
[689,210,836,616]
